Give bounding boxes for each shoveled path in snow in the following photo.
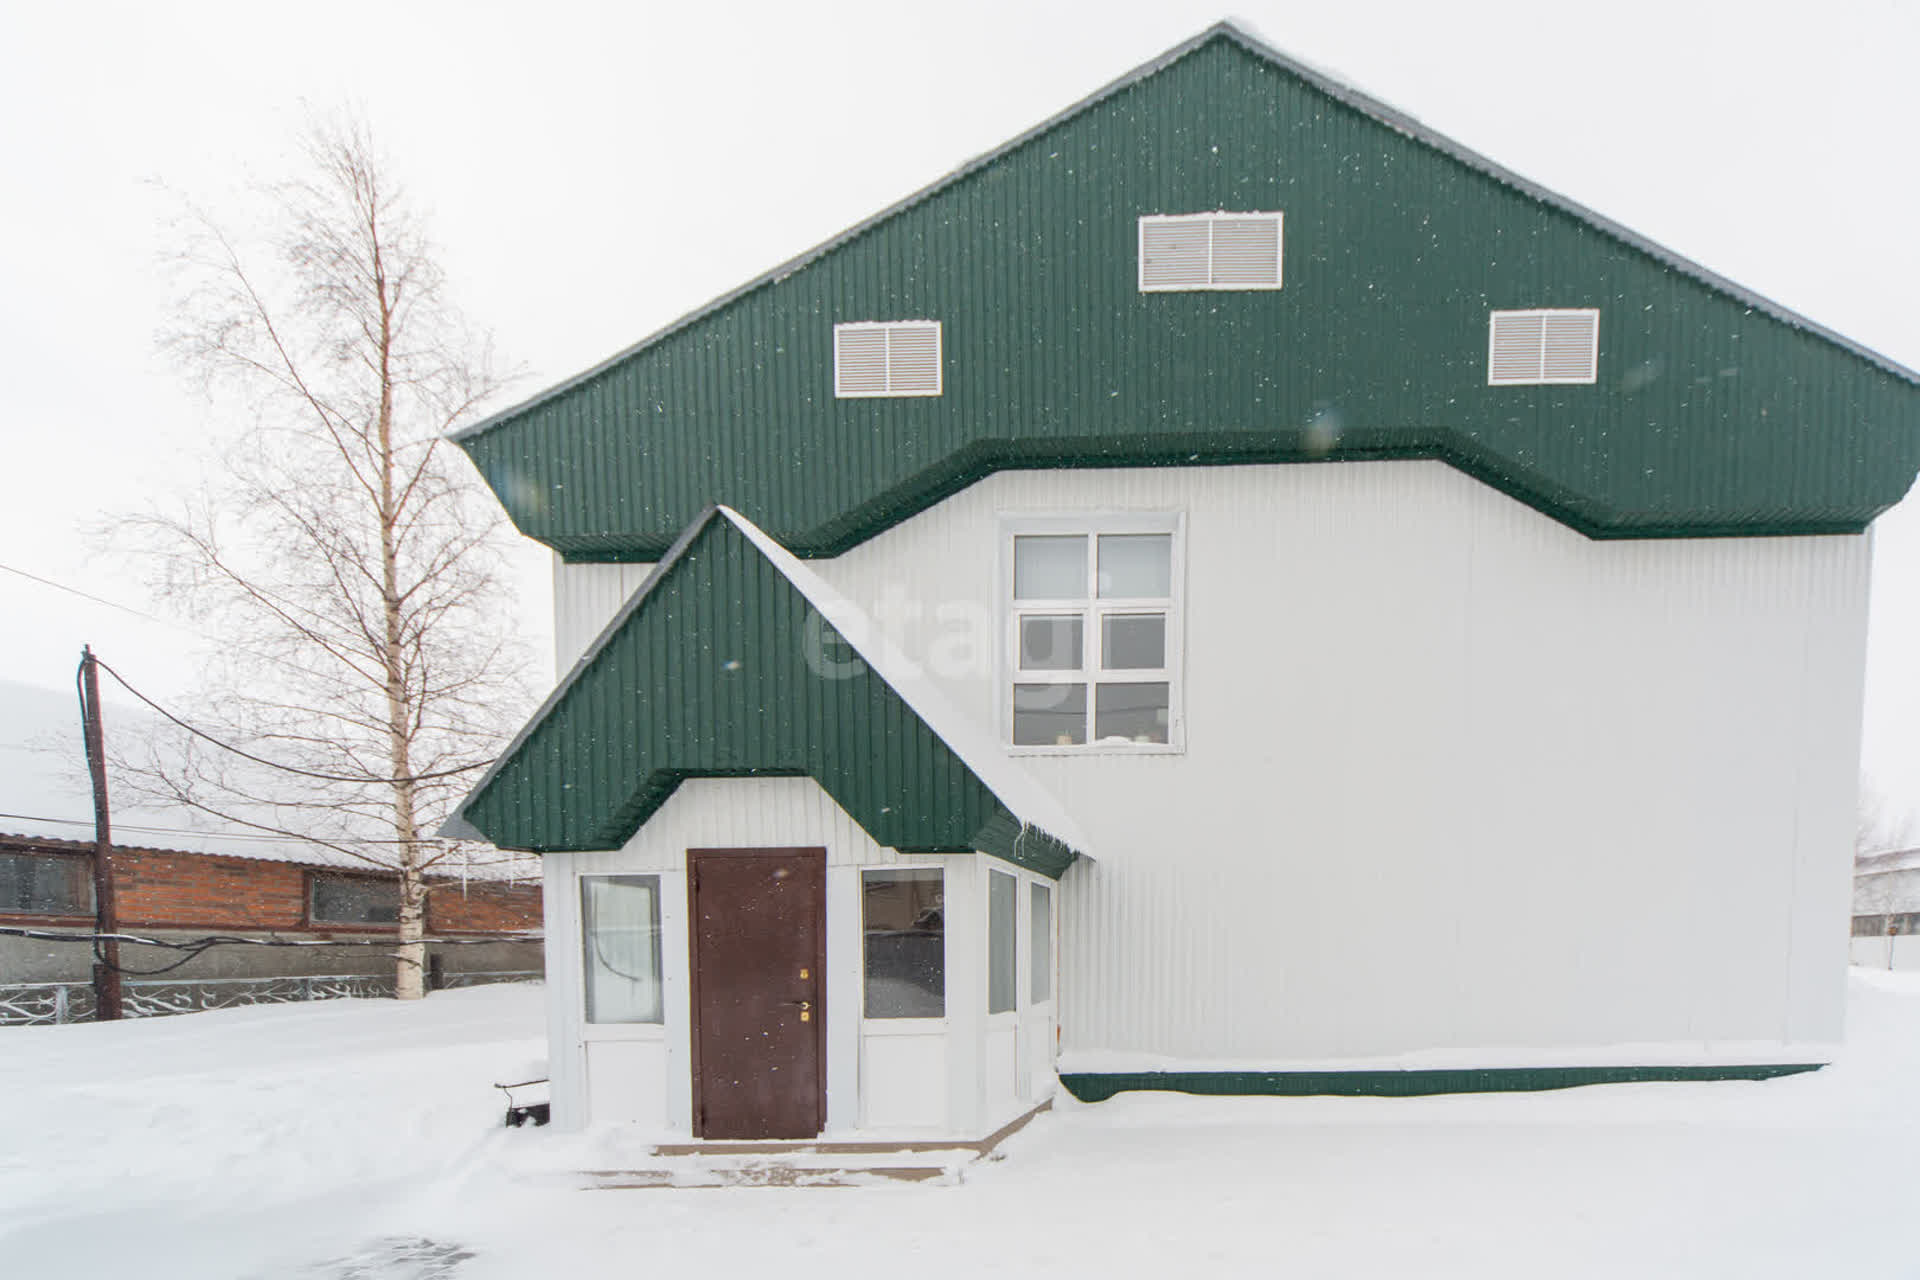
[4,974,1918,1278]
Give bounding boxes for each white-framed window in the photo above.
[988,868,1018,1015]
[861,868,945,1019]
[834,320,942,397]
[1002,514,1183,752]
[1139,212,1283,291]
[1487,308,1600,385]
[1028,880,1052,1004]
[581,874,663,1024]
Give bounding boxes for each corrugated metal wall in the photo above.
[462,36,1920,558]
[773,460,1863,1061]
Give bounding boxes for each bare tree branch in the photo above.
[108,115,531,999]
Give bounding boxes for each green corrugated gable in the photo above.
[456,25,1920,557]
[448,511,1078,877]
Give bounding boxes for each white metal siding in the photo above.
[809,460,1866,1064]
[552,557,654,673]
[549,460,1866,1068]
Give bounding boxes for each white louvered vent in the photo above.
[1487,309,1599,385]
[1139,212,1283,291]
[834,321,943,398]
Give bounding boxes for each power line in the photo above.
[0,560,432,692]
[94,656,490,786]
[0,559,174,626]
[0,810,531,855]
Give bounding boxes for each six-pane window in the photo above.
[987,870,1018,1014]
[1029,880,1052,1004]
[1010,525,1177,748]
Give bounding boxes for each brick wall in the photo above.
[427,878,542,934]
[1,835,540,936]
[111,848,308,929]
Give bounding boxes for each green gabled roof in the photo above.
[444,507,1086,879]
[456,22,1920,556]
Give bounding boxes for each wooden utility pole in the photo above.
[79,646,122,1020]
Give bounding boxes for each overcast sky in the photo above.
[4,0,1919,823]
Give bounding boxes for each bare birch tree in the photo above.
[116,119,526,998]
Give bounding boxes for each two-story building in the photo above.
[444,23,1920,1143]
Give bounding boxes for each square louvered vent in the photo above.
[834,321,942,398]
[1139,212,1283,291]
[1488,309,1599,385]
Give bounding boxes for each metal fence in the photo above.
[0,970,542,1026]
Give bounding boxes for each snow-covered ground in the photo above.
[5,972,1920,1279]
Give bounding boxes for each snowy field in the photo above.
[5,973,1920,1279]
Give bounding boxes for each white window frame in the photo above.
[998,512,1185,755]
[833,320,943,398]
[1486,308,1600,386]
[1138,211,1284,292]
[859,865,948,1025]
[987,867,1019,1017]
[579,873,665,1026]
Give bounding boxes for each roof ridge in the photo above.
[452,19,1920,448]
[444,505,1090,861]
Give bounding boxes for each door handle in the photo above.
[782,1000,812,1011]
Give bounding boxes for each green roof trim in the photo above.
[1058,1062,1824,1102]
[455,23,1920,556]
[444,508,1085,878]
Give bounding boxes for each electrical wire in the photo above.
[0,559,445,690]
[92,656,491,786]
[0,560,175,626]
[0,810,517,850]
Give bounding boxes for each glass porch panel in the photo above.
[1029,880,1052,1003]
[581,875,663,1024]
[862,869,945,1018]
[988,870,1017,1014]
[1012,682,1087,746]
[1093,682,1170,743]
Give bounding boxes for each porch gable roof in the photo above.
[443,507,1088,878]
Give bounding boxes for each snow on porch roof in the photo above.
[443,506,1090,878]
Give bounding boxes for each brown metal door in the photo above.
[687,847,826,1140]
